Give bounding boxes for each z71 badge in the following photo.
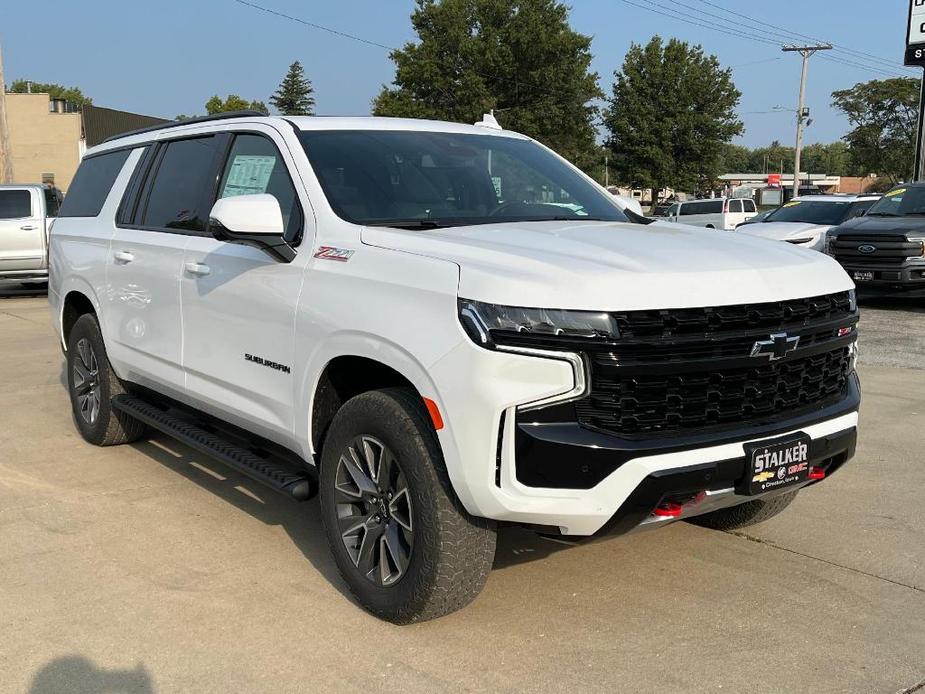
[313,246,355,262]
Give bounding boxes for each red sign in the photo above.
[767,173,782,187]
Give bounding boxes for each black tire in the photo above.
[66,313,146,446]
[688,491,798,531]
[319,387,497,624]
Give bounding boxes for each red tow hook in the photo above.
[653,501,684,518]
[808,466,826,480]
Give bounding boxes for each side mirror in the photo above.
[208,194,296,263]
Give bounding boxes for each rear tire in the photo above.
[319,387,497,624]
[688,491,798,531]
[66,313,146,446]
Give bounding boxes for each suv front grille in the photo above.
[575,347,851,436]
[832,235,923,266]
[504,292,857,438]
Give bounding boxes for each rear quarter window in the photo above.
[0,190,33,219]
[58,149,132,218]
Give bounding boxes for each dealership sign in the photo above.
[906,0,925,65]
[767,173,782,188]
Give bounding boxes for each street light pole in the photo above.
[0,42,14,184]
[783,44,831,199]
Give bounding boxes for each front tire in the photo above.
[319,387,497,624]
[66,313,145,446]
[688,491,798,531]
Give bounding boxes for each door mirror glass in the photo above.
[208,194,295,262]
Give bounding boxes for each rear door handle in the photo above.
[184,262,211,277]
[113,250,135,264]
[20,225,38,231]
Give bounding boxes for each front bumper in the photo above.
[484,373,860,536]
[839,261,925,292]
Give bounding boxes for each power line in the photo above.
[619,0,908,78]
[688,0,916,74]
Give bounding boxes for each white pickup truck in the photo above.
[0,184,62,286]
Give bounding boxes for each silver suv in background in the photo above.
[0,184,62,286]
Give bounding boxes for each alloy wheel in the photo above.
[72,337,101,425]
[333,435,414,586]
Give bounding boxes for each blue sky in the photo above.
[1,0,915,147]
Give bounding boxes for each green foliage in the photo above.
[205,95,269,116]
[832,77,919,183]
[718,140,856,177]
[8,79,92,106]
[270,61,315,115]
[373,0,602,170]
[603,36,742,197]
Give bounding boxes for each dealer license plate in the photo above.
[744,434,812,495]
[853,271,874,282]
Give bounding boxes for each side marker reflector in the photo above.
[423,397,444,431]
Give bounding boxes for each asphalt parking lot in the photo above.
[0,285,923,693]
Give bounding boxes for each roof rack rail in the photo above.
[102,110,269,144]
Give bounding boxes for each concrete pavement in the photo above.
[0,289,923,693]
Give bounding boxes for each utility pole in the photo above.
[782,44,831,199]
[0,42,13,184]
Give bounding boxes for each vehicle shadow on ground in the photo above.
[130,432,577,594]
[30,656,153,694]
[0,281,47,299]
[858,294,925,314]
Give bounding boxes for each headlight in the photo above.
[909,237,925,258]
[848,288,857,312]
[824,232,836,256]
[458,299,619,348]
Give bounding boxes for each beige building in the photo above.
[7,93,81,191]
[6,93,166,192]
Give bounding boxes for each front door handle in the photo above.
[113,250,135,264]
[184,262,211,277]
[20,225,38,231]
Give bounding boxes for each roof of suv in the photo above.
[93,111,527,156]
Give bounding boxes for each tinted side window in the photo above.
[679,202,698,216]
[707,200,723,213]
[217,134,303,243]
[58,149,131,218]
[849,200,874,218]
[43,187,62,217]
[0,190,33,219]
[729,199,742,213]
[743,199,757,213]
[142,137,217,232]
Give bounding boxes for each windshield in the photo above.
[763,200,851,226]
[866,186,925,217]
[298,130,628,228]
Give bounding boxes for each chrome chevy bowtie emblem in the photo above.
[751,333,800,360]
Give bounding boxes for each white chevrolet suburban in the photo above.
[49,112,860,623]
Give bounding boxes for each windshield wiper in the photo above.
[866,212,902,217]
[364,219,454,230]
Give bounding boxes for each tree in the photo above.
[603,36,742,201]
[832,77,919,182]
[8,79,91,106]
[205,94,269,115]
[373,0,602,170]
[270,61,315,115]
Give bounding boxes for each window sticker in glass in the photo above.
[221,155,277,197]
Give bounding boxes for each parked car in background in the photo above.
[0,184,62,286]
[826,184,925,294]
[665,197,757,230]
[737,194,880,252]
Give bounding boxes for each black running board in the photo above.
[112,394,315,501]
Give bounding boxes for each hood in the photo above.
[737,221,830,242]
[834,214,925,237]
[360,220,853,311]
